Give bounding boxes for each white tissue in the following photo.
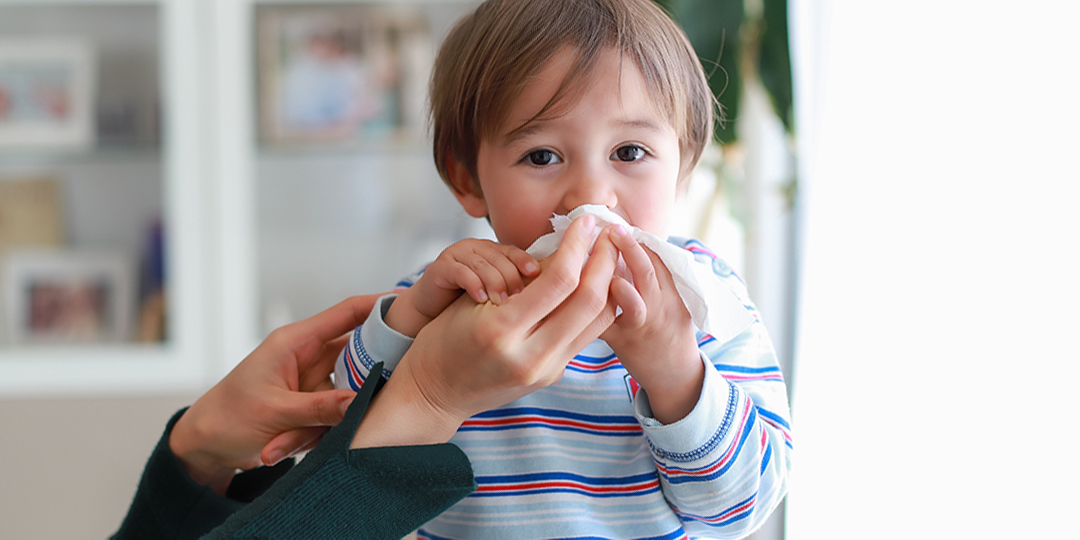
[526,204,754,344]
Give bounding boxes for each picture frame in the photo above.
[0,38,96,149]
[2,250,134,344]
[256,4,432,146]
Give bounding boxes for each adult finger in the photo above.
[261,426,329,466]
[296,332,354,391]
[273,388,356,431]
[529,229,619,356]
[504,215,596,328]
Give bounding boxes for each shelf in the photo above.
[0,145,162,167]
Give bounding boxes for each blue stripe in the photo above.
[471,406,637,424]
[761,440,773,474]
[477,470,657,485]
[572,352,618,364]
[685,493,756,523]
[755,407,791,430]
[714,364,781,374]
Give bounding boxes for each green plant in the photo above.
[653,0,793,144]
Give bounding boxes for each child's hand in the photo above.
[385,239,539,338]
[601,225,705,425]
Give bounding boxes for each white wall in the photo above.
[787,1,1080,539]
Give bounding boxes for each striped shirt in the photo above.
[334,237,792,539]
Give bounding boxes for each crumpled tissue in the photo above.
[526,204,755,345]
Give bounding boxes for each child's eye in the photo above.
[525,149,561,166]
[612,145,646,162]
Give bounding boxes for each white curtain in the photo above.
[787,1,1080,539]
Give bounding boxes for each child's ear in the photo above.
[447,157,489,218]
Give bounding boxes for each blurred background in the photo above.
[0,0,1076,538]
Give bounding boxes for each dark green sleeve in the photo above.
[111,408,294,539]
[205,362,476,539]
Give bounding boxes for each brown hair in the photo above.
[430,0,715,191]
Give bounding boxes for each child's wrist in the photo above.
[384,292,431,338]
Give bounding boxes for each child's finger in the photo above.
[480,247,528,302]
[608,225,658,297]
[504,246,540,278]
[609,275,646,329]
[447,262,490,303]
[463,253,514,304]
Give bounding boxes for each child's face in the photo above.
[454,47,682,250]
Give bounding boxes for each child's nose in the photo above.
[560,173,617,213]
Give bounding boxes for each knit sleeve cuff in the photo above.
[111,408,246,539]
[358,294,415,372]
[634,352,736,460]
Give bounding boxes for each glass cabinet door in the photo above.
[214,0,481,370]
[0,0,209,396]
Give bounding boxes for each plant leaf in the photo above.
[654,0,744,144]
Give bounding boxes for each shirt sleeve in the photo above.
[636,238,793,539]
[335,293,414,391]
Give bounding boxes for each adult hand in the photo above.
[352,215,621,448]
[169,294,380,495]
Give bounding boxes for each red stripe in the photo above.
[345,346,365,388]
[476,479,658,494]
[568,359,622,370]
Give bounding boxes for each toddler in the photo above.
[335,0,792,538]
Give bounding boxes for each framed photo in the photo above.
[0,38,96,149]
[3,250,134,344]
[257,4,432,145]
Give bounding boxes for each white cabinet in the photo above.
[0,0,479,396]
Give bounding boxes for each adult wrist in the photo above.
[168,408,236,494]
[350,370,462,449]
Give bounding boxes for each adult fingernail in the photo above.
[500,292,509,304]
[524,261,538,274]
[267,449,285,466]
[615,225,629,237]
[340,397,352,418]
[477,289,489,302]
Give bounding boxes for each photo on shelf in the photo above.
[0,176,64,256]
[257,4,432,146]
[2,250,134,344]
[0,38,96,149]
